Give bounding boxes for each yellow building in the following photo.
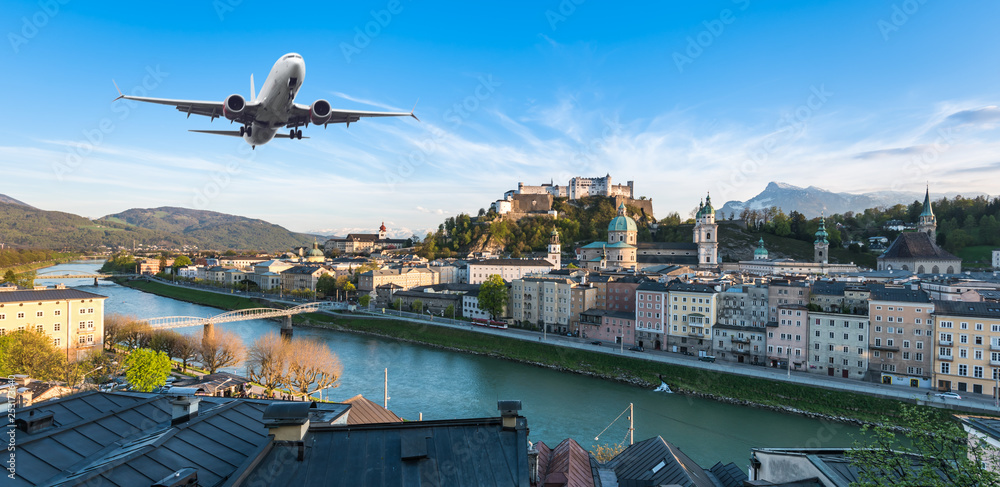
[933,300,1000,398]
[0,285,108,360]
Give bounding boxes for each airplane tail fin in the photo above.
[250,74,256,102]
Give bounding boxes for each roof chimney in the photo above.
[498,400,522,430]
[16,409,54,434]
[169,388,201,425]
[262,402,314,442]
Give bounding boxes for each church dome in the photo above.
[608,203,637,233]
[379,222,387,232]
[754,237,769,259]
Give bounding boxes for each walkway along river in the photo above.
[37,261,861,469]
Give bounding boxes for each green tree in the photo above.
[316,274,338,297]
[410,299,424,313]
[478,274,508,320]
[1,269,35,289]
[848,405,1000,486]
[172,255,193,268]
[124,348,172,392]
[444,304,455,319]
[358,294,371,307]
[0,329,67,381]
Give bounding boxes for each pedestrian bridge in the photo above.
[141,302,338,330]
[33,271,137,279]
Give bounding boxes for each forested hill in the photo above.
[101,207,318,251]
[0,200,318,252]
[0,201,186,250]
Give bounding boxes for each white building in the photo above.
[993,249,1000,269]
[467,259,555,285]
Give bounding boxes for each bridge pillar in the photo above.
[203,321,215,341]
[94,277,99,287]
[280,315,293,339]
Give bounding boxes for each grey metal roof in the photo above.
[869,288,930,303]
[11,391,349,487]
[230,416,531,487]
[934,300,1000,318]
[0,288,108,304]
[665,281,716,294]
[607,436,717,487]
[636,281,668,292]
[469,259,554,267]
[707,461,748,487]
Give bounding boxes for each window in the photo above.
[54,310,60,316]
[941,362,950,374]
[36,311,43,317]
[974,366,984,379]
[916,353,923,362]
[54,323,60,332]
[958,364,968,376]
[17,312,24,319]
[53,338,60,347]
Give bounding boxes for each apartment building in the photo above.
[807,311,869,380]
[767,304,808,370]
[718,285,768,328]
[635,281,668,350]
[665,281,718,356]
[933,300,1000,397]
[280,266,336,292]
[467,259,555,285]
[510,275,578,333]
[767,279,810,322]
[579,309,636,346]
[0,285,108,360]
[712,323,767,364]
[809,281,874,314]
[868,288,934,388]
[569,284,597,334]
[358,267,439,292]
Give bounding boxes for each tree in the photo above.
[172,255,193,269]
[478,274,508,320]
[358,294,371,307]
[149,330,180,356]
[124,348,172,392]
[197,330,245,374]
[286,339,342,397]
[316,274,338,297]
[444,304,455,318]
[410,299,424,313]
[2,269,35,289]
[848,405,1000,486]
[245,333,289,396]
[0,329,66,381]
[171,334,199,372]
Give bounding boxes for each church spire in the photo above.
[814,213,829,244]
[920,185,934,217]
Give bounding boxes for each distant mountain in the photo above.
[0,194,36,209]
[0,201,186,250]
[101,207,318,251]
[717,182,960,219]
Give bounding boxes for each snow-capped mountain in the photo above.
[717,182,951,219]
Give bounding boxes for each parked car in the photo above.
[590,340,602,346]
[698,355,716,363]
[628,345,644,352]
[935,392,962,399]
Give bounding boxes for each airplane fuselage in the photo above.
[245,53,305,146]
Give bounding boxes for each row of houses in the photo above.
[504,267,1000,398]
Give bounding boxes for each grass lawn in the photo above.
[958,245,996,264]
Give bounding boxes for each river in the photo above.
[36,261,861,468]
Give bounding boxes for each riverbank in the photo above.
[118,278,954,426]
[2,254,85,275]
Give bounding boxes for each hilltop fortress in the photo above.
[492,174,654,221]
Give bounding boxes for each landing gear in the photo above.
[289,128,303,139]
[244,125,253,137]
[239,126,246,136]
[297,129,302,139]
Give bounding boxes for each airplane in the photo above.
[113,52,418,149]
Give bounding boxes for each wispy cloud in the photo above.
[328,91,403,111]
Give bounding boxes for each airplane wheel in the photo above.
[239,126,245,136]
[296,129,303,139]
[290,129,296,139]
[246,127,252,137]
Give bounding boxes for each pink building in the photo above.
[766,304,809,370]
[579,309,635,346]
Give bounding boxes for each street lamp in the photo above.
[80,365,103,390]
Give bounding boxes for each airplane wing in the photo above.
[287,103,419,128]
[189,130,307,138]
[113,82,257,125]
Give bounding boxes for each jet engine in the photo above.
[223,94,246,121]
[309,99,332,125]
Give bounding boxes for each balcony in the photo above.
[731,337,750,344]
[938,339,953,346]
[991,343,1000,352]
[991,359,1000,366]
[938,354,953,361]
[688,332,703,338]
[870,344,900,352]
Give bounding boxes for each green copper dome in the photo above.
[608,203,637,233]
[754,237,769,258]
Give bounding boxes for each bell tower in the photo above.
[814,213,829,265]
[547,230,561,268]
[917,186,937,242]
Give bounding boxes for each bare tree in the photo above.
[171,334,200,372]
[103,313,135,350]
[119,320,154,350]
[149,330,180,356]
[287,339,342,398]
[196,330,244,374]
[245,333,289,396]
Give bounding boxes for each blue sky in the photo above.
[3,1,999,238]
